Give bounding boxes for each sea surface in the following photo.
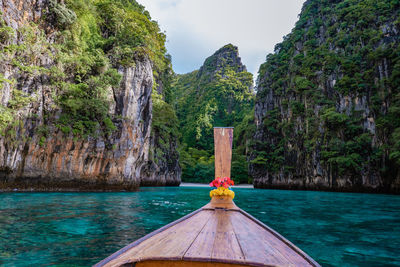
[0,187,399,266]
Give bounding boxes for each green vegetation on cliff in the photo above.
[0,0,174,137]
[52,0,173,136]
[172,44,255,184]
[251,0,400,191]
[151,88,180,170]
[0,15,52,136]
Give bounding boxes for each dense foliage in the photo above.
[0,0,173,138]
[151,88,180,169]
[0,15,52,137]
[52,0,172,136]
[251,0,400,188]
[172,44,255,184]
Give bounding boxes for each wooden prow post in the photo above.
[214,127,234,179]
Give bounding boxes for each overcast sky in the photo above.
[137,0,305,79]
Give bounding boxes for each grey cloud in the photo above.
[138,0,305,78]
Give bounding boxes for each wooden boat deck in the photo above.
[95,128,320,267]
[95,198,320,267]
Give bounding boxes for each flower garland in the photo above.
[209,177,235,199]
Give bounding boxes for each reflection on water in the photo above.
[0,187,399,266]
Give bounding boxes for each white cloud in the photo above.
[137,0,305,79]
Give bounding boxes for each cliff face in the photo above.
[0,0,180,190]
[251,0,400,193]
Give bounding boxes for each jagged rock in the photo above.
[198,44,248,80]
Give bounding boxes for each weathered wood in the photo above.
[136,260,251,267]
[237,209,321,267]
[94,209,204,267]
[96,198,320,267]
[214,127,233,179]
[212,210,244,263]
[230,211,295,266]
[183,211,218,260]
[101,211,213,267]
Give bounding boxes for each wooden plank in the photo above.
[211,210,245,263]
[184,210,246,264]
[136,260,251,267]
[229,211,296,266]
[230,211,315,266]
[183,210,218,260]
[214,127,233,179]
[95,208,203,267]
[98,205,319,267]
[133,210,213,259]
[103,210,213,267]
[238,210,320,267]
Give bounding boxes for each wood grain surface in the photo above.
[136,260,251,267]
[214,127,233,179]
[97,199,320,267]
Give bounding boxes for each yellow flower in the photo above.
[209,187,235,199]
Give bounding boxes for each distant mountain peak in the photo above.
[198,44,247,77]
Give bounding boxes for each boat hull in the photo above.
[95,198,320,267]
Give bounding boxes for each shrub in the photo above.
[48,0,77,29]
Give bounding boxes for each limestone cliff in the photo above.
[250,0,400,193]
[0,0,181,190]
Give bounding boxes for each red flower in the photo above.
[209,177,234,188]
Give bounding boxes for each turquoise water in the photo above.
[0,187,399,267]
